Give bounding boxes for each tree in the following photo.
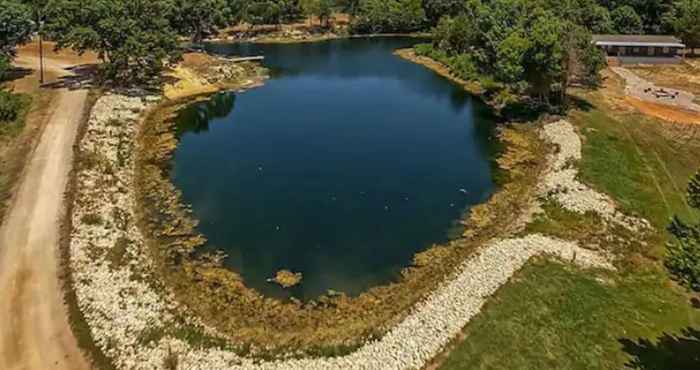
[44,0,181,86]
[0,55,10,81]
[666,170,700,291]
[351,0,426,34]
[337,0,361,18]
[0,89,23,122]
[555,0,614,34]
[601,0,674,33]
[432,15,477,54]
[426,0,604,108]
[494,31,529,86]
[301,0,333,28]
[225,0,248,25]
[170,0,229,43]
[664,0,700,55]
[611,5,644,34]
[0,0,34,77]
[243,0,284,28]
[422,0,466,25]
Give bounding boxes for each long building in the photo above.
[593,34,686,64]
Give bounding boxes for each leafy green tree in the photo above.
[351,0,426,34]
[611,5,644,34]
[667,170,700,291]
[426,0,605,108]
[225,0,247,25]
[45,0,181,86]
[0,0,34,78]
[432,15,477,54]
[244,0,284,28]
[663,0,700,55]
[0,55,10,81]
[494,31,529,86]
[0,89,23,122]
[527,13,566,103]
[582,3,615,34]
[549,0,614,34]
[574,31,607,87]
[601,0,673,33]
[337,0,361,18]
[170,0,229,43]
[422,0,466,25]
[301,0,333,28]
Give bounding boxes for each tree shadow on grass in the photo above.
[620,327,700,370]
[568,94,595,112]
[691,297,700,309]
[3,66,33,83]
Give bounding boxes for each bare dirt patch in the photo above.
[625,97,700,125]
[164,53,267,100]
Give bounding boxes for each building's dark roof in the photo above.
[593,34,685,47]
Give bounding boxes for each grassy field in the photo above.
[439,73,700,369]
[440,261,700,370]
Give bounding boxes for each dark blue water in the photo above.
[172,38,497,300]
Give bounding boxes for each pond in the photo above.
[172,37,498,300]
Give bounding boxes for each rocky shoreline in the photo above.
[66,77,642,370]
[539,120,651,233]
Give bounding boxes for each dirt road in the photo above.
[0,52,90,370]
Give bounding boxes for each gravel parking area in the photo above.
[612,67,700,113]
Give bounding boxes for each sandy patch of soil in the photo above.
[625,97,700,125]
[163,53,267,100]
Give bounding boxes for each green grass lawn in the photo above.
[572,103,700,231]
[440,87,700,369]
[440,261,700,370]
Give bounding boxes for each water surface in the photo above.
[172,38,497,299]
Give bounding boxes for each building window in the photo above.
[663,47,670,54]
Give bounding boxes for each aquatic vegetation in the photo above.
[271,270,303,288]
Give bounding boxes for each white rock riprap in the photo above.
[70,94,617,370]
[539,120,650,232]
[70,92,185,368]
[117,235,612,370]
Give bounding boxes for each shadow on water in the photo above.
[619,327,700,370]
[176,92,237,137]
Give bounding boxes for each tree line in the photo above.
[414,0,700,111]
[1,0,699,88]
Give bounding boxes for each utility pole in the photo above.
[35,3,45,85]
[39,31,44,84]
